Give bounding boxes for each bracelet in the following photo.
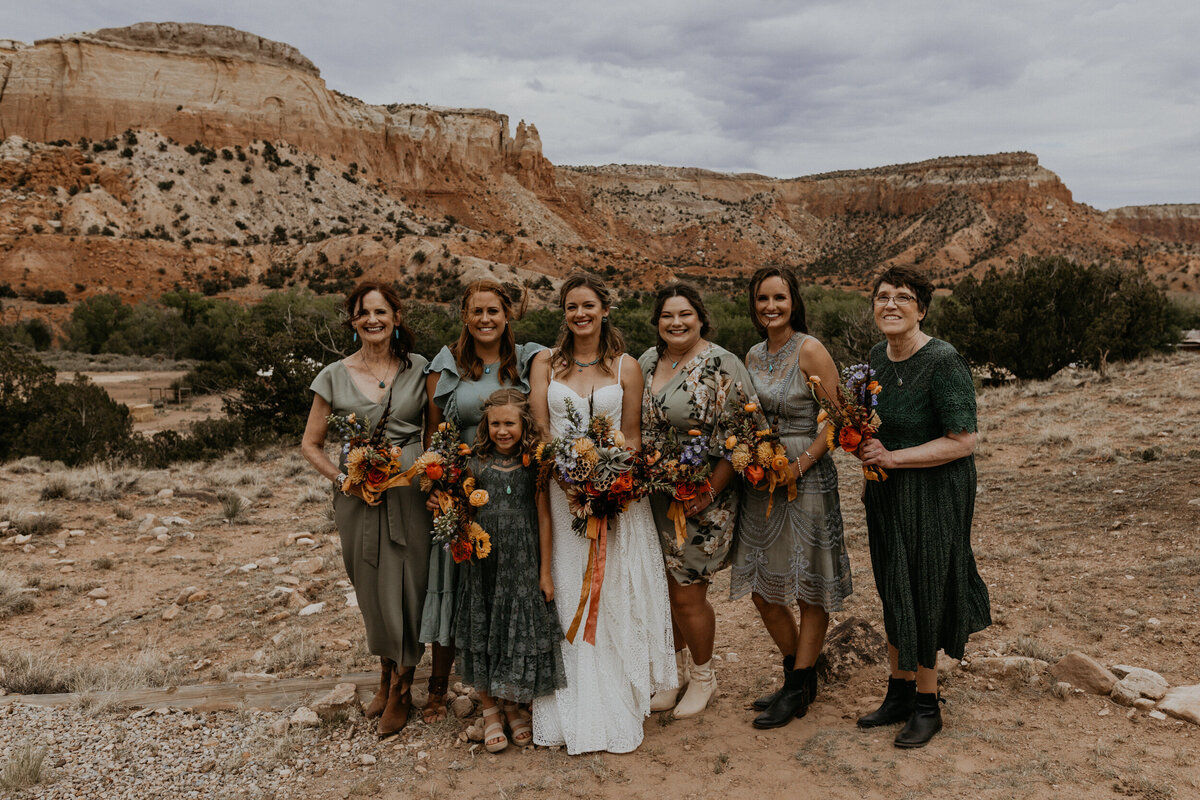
[335,472,348,486]
[794,457,805,479]
[706,487,717,503]
[804,448,815,463]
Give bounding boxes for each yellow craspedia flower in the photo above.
[725,435,738,450]
[469,489,489,507]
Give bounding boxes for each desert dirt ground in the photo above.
[2,353,1199,799]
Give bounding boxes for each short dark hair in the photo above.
[747,267,807,336]
[651,283,711,355]
[872,266,934,325]
[343,281,414,369]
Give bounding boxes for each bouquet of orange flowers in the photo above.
[412,420,491,562]
[641,395,714,546]
[537,397,643,643]
[327,412,416,506]
[720,386,795,515]
[808,363,886,482]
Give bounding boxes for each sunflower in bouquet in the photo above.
[808,363,886,482]
[641,394,714,546]
[536,396,642,643]
[327,412,416,506]
[413,420,491,562]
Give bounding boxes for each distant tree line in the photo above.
[1,258,1191,466]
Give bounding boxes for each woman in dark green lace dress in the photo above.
[857,266,991,749]
[452,389,563,752]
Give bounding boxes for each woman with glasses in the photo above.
[855,266,991,748]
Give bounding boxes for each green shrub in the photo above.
[0,346,56,461]
[15,377,133,466]
[936,256,1178,379]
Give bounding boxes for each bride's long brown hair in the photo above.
[551,272,625,378]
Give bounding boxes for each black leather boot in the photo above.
[894,691,943,748]
[856,677,916,728]
[752,654,795,711]
[752,666,814,729]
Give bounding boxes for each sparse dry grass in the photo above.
[0,570,35,619]
[0,743,49,793]
[264,630,321,674]
[0,644,184,695]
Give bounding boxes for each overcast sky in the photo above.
[7,1,1198,209]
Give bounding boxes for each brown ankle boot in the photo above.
[364,658,393,720]
[378,665,413,738]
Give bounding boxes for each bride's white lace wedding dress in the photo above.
[531,364,676,754]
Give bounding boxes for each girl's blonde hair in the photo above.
[474,388,542,459]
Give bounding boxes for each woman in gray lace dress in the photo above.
[731,267,852,729]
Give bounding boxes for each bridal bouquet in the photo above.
[536,397,642,643]
[641,395,714,546]
[808,363,886,482]
[327,412,416,506]
[412,420,491,562]
[720,386,796,514]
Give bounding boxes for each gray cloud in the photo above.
[6,0,1198,208]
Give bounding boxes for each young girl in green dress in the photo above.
[453,388,564,753]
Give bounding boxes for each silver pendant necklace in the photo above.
[891,335,923,387]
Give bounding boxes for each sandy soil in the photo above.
[4,353,1200,799]
[56,370,224,434]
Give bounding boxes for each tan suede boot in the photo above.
[364,657,393,720]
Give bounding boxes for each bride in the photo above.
[529,272,676,754]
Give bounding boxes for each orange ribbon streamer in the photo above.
[862,465,888,482]
[565,515,609,645]
[667,500,688,547]
[341,462,421,506]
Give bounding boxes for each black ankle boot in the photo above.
[752,654,795,711]
[856,677,916,728]
[894,692,943,748]
[752,666,814,729]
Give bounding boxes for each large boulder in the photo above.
[1157,685,1200,726]
[1049,652,1117,695]
[815,617,885,682]
[312,682,361,720]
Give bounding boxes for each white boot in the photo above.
[672,657,715,719]
[650,649,691,712]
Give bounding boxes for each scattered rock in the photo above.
[465,719,484,742]
[1050,652,1117,695]
[161,604,180,621]
[937,653,963,673]
[239,562,258,572]
[1157,684,1200,726]
[204,605,226,621]
[68,529,86,537]
[86,587,110,600]
[137,514,158,533]
[286,531,313,545]
[450,695,474,718]
[229,672,277,682]
[160,515,190,525]
[1148,709,1168,721]
[313,683,361,719]
[186,589,208,604]
[1133,698,1156,710]
[725,652,740,663]
[14,534,32,545]
[814,616,885,682]
[358,754,377,766]
[292,557,324,575]
[290,707,319,728]
[345,592,358,608]
[149,526,170,538]
[157,488,174,499]
[299,602,326,616]
[145,545,167,554]
[328,639,352,651]
[968,656,1049,678]
[1110,667,1168,701]
[271,718,290,736]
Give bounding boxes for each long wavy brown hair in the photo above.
[452,280,527,384]
[551,272,625,378]
[473,388,542,459]
[343,281,414,370]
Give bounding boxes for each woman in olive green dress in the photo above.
[857,265,991,749]
[301,282,433,738]
[639,283,756,719]
[421,279,544,724]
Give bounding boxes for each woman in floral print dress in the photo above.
[639,283,757,719]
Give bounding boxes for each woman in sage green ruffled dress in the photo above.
[422,280,544,723]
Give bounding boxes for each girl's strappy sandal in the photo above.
[503,702,533,747]
[481,704,508,753]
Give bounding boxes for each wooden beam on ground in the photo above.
[0,667,432,713]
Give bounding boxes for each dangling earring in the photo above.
[353,331,358,343]
[394,329,399,340]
